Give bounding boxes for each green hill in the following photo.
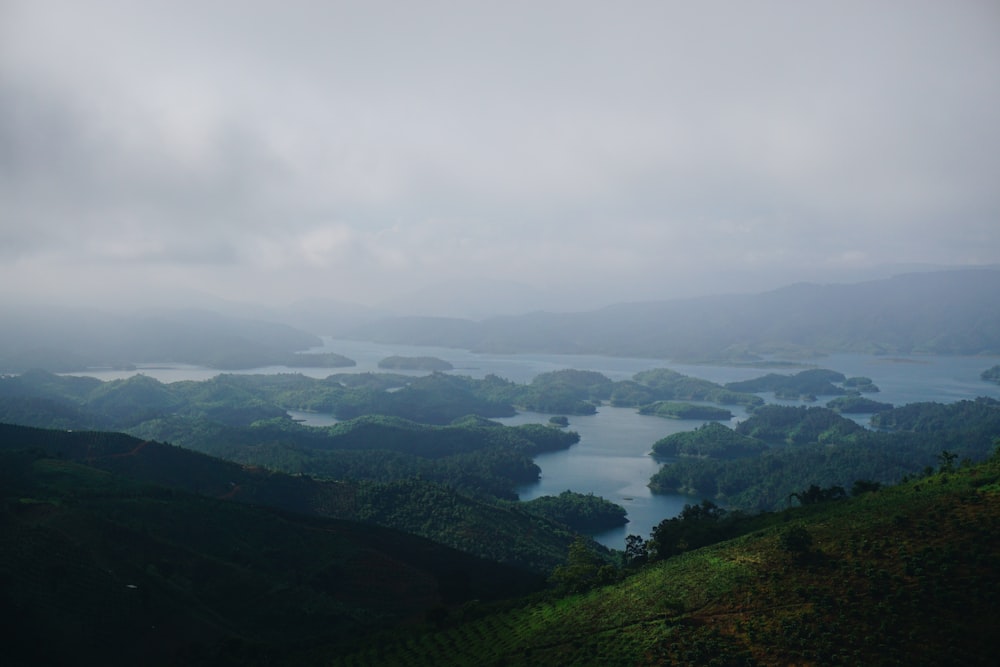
[330,456,1000,665]
[0,423,597,573]
[0,449,544,667]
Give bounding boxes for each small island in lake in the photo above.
[378,355,454,371]
[639,401,733,420]
[826,396,894,414]
[843,376,880,392]
[283,352,356,368]
[652,422,766,460]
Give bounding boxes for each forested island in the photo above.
[648,399,1000,511]
[521,491,628,531]
[378,355,454,371]
[638,401,734,420]
[825,395,894,413]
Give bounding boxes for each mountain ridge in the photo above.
[343,269,1000,358]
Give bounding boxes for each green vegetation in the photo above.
[733,405,864,444]
[825,395,894,413]
[652,422,767,460]
[0,448,544,666]
[0,423,605,574]
[548,415,569,426]
[843,375,880,392]
[650,400,1000,511]
[126,414,580,502]
[614,368,763,408]
[3,343,1000,663]
[378,355,454,371]
[725,368,849,400]
[509,369,613,415]
[639,401,733,420]
[330,457,1000,665]
[521,491,628,532]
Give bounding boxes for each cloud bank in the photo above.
[2,1,999,312]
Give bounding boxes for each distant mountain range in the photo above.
[0,306,321,373]
[2,269,997,373]
[341,269,1000,359]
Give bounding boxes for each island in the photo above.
[638,401,733,420]
[652,422,767,460]
[282,352,356,368]
[825,396,894,414]
[377,355,454,371]
[521,490,628,532]
[843,376,881,392]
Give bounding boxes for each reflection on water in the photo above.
[503,406,746,549]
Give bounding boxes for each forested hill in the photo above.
[343,269,1000,359]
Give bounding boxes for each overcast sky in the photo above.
[2,1,999,314]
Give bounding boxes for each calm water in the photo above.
[64,338,1000,549]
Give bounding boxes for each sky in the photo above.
[2,1,999,315]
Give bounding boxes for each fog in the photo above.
[2,1,999,316]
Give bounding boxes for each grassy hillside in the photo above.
[330,456,1000,666]
[0,449,544,667]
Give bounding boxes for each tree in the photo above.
[624,534,648,568]
[851,479,882,496]
[788,484,846,506]
[649,500,728,560]
[938,450,958,473]
[550,537,609,593]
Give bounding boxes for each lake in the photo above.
[65,337,1000,549]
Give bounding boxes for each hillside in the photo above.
[330,456,1000,665]
[0,448,546,667]
[0,423,596,573]
[343,269,1000,359]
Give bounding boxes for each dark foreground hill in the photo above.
[0,423,594,573]
[345,269,1000,358]
[331,457,1000,666]
[0,448,544,667]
